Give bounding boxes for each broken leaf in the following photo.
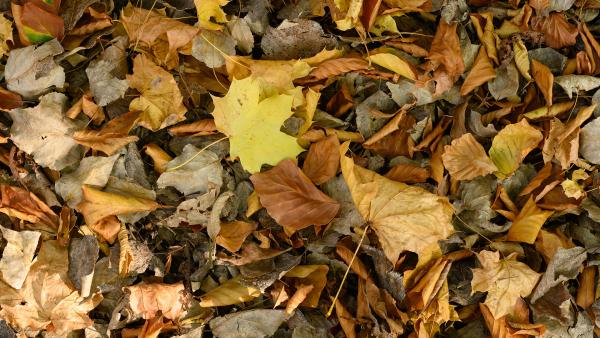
[0,226,40,289]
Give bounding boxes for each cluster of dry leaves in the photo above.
[1,0,600,337]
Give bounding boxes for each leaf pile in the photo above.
[0,0,599,337]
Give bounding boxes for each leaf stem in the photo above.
[166,136,229,172]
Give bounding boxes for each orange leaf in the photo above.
[531,13,578,49]
[250,159,340,234]
[442,133,497,180]
[302,135,341,185]
[123,282,186,320]
[506,197,553,244]
[73,111,140,155]
[460,47,496,96]
[385,163,430,184]
[531,60,553,106]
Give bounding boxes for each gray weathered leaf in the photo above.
[157,144,223,195]
[555,75,600,99]
[68,235,99,297]
[5,39,65,98]
[261,19,336,60]
[227,17,254,54]
[580,117,600,164]
[356,91,396,139]
[488,62,519,101]
[0,226,40,289]
[387,80,434,107]
[86,37,129,106]
[529,48,567,74]
[56,154,120,207]
[9,93,84,170]
[531,247,587,303]
[210,309,286,338]
[192,30,236,68]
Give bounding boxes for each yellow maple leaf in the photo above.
[195,0,229,30]
[471,251,541,319]
[211,77,304,173]
[488,119,543,178]
[340,142,454,264]
[127,54,187,131]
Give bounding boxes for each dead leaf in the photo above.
[506,197,553,244]
[385,163,430,184]
[302,135,341,185]
[285,265,329,307]
[471,250,541,319]
[460,47,496,96]
[488,119,543,178]
[0,226,40,289]
[250,159,340,234]
[123,282,186,320]
[531,60,554,106]
[216,220,257,252]
[73,111,140,156]
[532,12,578,49]
[200,277,261,307]
[0,184,59,230]
[442,133,497,180]
[340,142,454,263]
[209,309,286,338]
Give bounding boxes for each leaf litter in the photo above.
[1,0,600,337]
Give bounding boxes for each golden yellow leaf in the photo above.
[144,143,173,174]
[340,142,454,263]
[367,51,417,80]
[0,14,13,57]
[211,77,304,173]
[442,133,497,180]
[225,56,311,93]
[531,59,553,106]
[513,37,531,82]
[460,47,496,96]
[470,13,499,64]
[127,54,187,131]
[77,185,160,226]
[216,220,257,252]
[488,119,543,178]
[199,277,261,307]
[471,251,541,319]
[195,0,229,30]
[285,265,329,308]
[506,197,553,244]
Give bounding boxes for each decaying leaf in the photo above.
[72,111,140,156]
[0,226,40,289]
[442,133,497,180]
[531,60,554,106]
[460,47,496,96]
[123,282,187,320]
[340,142,454,263]
[302,135,341,185]
[209,309,286,338]
[212,76,304,173]
[195,0,229,30]
[85,37,129,107]
[506,197,553,244]
[471,250,541,319]
[250,159,339,234]
[127,54,187,131]
[488,119,543,178]
[200,277,261,307]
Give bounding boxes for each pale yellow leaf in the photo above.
[199,277,261,307]
[368,52,417,80]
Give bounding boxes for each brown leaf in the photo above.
[441,133,497,180]
[285,284,314,314]
[168,119,218,137]
[302,135,341,185]
[250,159,340,234]
[506,197,553,244]
[143,143,173,174]
[531,60,553,106]
[302,58,370,83]
[385,163,430,184]
[0,88,23,110]
[73,111,140,155]
[427,20,465,80]
[12,2,64,45]
[532,13,578,49]
[335,300,357,338]
[123,282,187,320]
[216,220,257,252]
[460,47,496,96]
[0,185,58,230]
[284,265,329,307]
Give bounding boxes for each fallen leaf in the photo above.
[0,185,59,230]
[5,40,65,99]
[168,120,218,137]
[471,250,541,319]
[442,133,497,180]
[144,144,173,174]
[195,0,229,30]
[506,197,553,244]
[0,14,13,58]
[385,163,430,184]
[157,144,223,195]
[72,111,141,156]
[302,135,341,185]
[209,309,286,338]
[488,119,543,178]
[284,265,329,307]
[55,154,119,208]
[580,117,600,164]
[0,226,40,289]
[513,37,532,81]
[340,142,454,263]
[250,159,340,234]
[368,51,417,80]
[192,30,236,68]
[77,185,160,226]
[12,2,64,45]
[531,246,586,303]
[216,220,257,252]
[531,60,553,106]
[212,76,304,173]
[460,47,496,96]
[532,12,578,49]
[200,277,261,307]
[555,75,600,99]
[123,282,186,320]
[127,54,187,131]
[85,36,129,107]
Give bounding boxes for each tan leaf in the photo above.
[285,265,329,307]
[77,185,160,226]
[488,119,543,178]
[302,135,341,185]
[200,277,261,307]
[531,60,553,106]
[250,159,340,234]
[368,51,417,80]
[127,54,187,131]
[506,197,553,244]
[532,13,578,49]
[302,57,370,83]
[335,299,357,338]
[513,37,532,81]
[460,47,496,96]
[285,284,314,314]
[470,13,499,64]
[340,142,454,263]
[168,119,218,137]
[144,143,173,174]
[427,20,465,80]
[0,226,40,289]
[123,282,187,320]
[479,300,546,338]
[442,133,497,180]
[72,111,140,155]
[215,220,257,252]
[471,251,541,319]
